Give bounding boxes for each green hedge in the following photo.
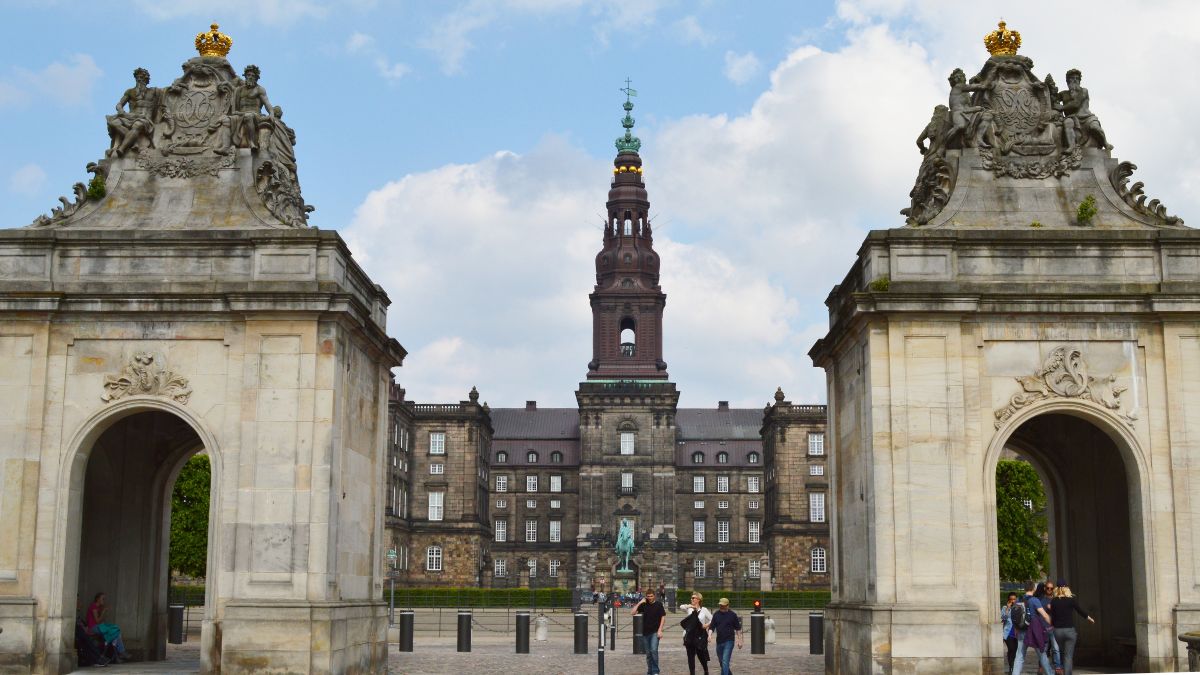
[677,590,830,610]
[383,587,574,608]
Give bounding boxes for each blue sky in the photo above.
[5,1,1200,408]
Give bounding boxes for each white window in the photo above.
[527,475,538,492]
[550,475,562,493]
[430,463,444,475]
[717,475,729,493]
[620,431,635,455]
[526,519,538,542]
[430,432,445,455]
[550,499,561,509]
[694,558,706,578]
[495,520,507,542]
[747,452,760,464]
[716,452,728,464]
[496,475,508,492]
[621,472,634,489]
[808,432,825,456]
[748,476,760,493]
[496,498,507,509]
[810,465,824,476]
[717,520,730,543]
[528,559,537,577]
[718,500,729,509]
[426,546,442,571]
[526,499,537,509]
[1022,498,1033,511]
[718,559,726,578]
[496,450,508,463]
[693,520,705,543]
[811,547,827,573]
[549,560,560,577]
[693,476,705,493]
[810,493,826,523]
[550,520,562,543]
[428,492,444,521]
[693,500,704,509]
[494,559,507,577]
[748,500,759,510]
[748,521,761,544]
[527,450,538,463]
[749,560,761,578]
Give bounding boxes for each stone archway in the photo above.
[984,401,1154,671]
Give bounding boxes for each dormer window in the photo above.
[496,451,508,464]
[691,451,704,464]
[527,450,538,463]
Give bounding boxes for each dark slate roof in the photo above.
[676,440,763,468]
[676,408,764,441]
[490,408,580,439]
[493,439,581,467]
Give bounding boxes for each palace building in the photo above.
[384,92,830,595]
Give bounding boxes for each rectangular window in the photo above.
[811,547,827,573]
[550,499,561,509]
[620,431,635,455]
[717,476,729,493]
[494,559,507,577]
[550,475,562,493]
[808,432,825,456]
[693,520,705,543]
[693,476,705,493]
[718,500,729,509]
[748,500,760,510]
[718,560,726,578]
[426,546,442,571]
[748,520,761,543]
[749,560,761,578]
[717,520,730,543]
[549,560,560,577]
[810,464,824,476]
[526,519,538,542]
[496,498,507,509]
[495,520,507,542]
[527,475,538,492]
[529,560,537,578]
[526,499,537,509]
[694,558,706,578]
[748,476,760,493]
[430,432,445,455]
[550,520,562,542]
[810,493,826,523]
[496,475,508,492]
[693,500,704,509]
[621,472,634,488]
[430,463,444,475]
[428,492,444,521]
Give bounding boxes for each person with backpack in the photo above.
[1001,593,1019,673]
[1011,581,1055,675]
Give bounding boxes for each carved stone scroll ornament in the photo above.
[101,352,192,404]
[994,346,1135,428]
[1109,161,1183,226]
[255,160,313,227]
[29,162,107,228]
[901,153,954,226]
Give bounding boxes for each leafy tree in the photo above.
[995,458,1049,582]
[169,453,211,578]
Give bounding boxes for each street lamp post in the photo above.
[386,548,398,624]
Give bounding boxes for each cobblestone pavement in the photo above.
[389,636,825,674]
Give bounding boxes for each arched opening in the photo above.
[619,317,636,357]
[991,411,1140,671]
[71,408,214,667]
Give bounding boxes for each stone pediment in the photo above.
[26,30,312,231]
[902,23,1185,231]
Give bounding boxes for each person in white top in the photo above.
[679,592,713,675]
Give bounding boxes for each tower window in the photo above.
[619,317,636,357]
[624,219,632,235]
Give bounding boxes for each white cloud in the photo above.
[8,164,46,196]
[345,31,410,82]
[0,54,103,109]
[722,50,761,84]
[132,0,330,25]
[673,15,714,46]
[346,32,374,53]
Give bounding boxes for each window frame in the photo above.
[550,519,562,543]
[496,450,508,464]
[427,491,444,521]
[430,462,444,475]
[693,519,705,543]
[495,475,508,492]
[811,547,827,573]
[550,475,562,493]
[810,492,826,523]
[494,558,507,577]
[525,519,538,543]
[748,520,761,544]
[693,475,705,494]
[749,560,761,578]
[494,520,507,542]
[717,475,729,493]
[717,519,730,544]
[809,464,824,476]
[694,558,706,578]
[716,451,729,464]
[747,452,760,464]
[526,475,538,492]
[426,546,442,572]
[620,431,636,455]
[748,476,760,493]
[808,432,825,456]
[692,451,704,464]
[718,500,729,510]
[549,560,560,577]
[430,432,446,455]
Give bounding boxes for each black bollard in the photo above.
[574,613,588,654]
[809,612,824,655]
[632,614,645,654]
[457,610,472,652]
[398,610,414,652]
[515,611,530,654]
[751,611,765,654]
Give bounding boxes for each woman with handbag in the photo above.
[679,592,713,675]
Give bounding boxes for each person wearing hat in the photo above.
[706,597,743,675]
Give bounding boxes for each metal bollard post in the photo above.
[515,611,530,654]
[809,612,824,655]
[398,610,414,652]
[574,613,588,654]
[632,614,645,654]
[751,611,765,654]
[168,605,185,644]
[457,610,472,652]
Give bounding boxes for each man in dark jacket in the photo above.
[707,598,743,675]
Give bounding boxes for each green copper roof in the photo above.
[615,79,642,153]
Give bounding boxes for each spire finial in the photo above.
[616,77,642,153]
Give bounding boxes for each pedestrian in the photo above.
[632,588,667,675]
[1001,592,1018,673]
[1011,582,1054,675]
[679,592,712,675]
[86,592,129,663]
[1042,579,1063,674]
[708,597,743,675]
[1050,583,1094,675]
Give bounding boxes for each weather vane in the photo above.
[621,77,637,101]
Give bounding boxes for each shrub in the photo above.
[868,276,890,292]
[1076,195,1098,226]
[86,175,106,201]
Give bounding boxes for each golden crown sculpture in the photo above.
[984,20,1021,56]
[195,23,233,58]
